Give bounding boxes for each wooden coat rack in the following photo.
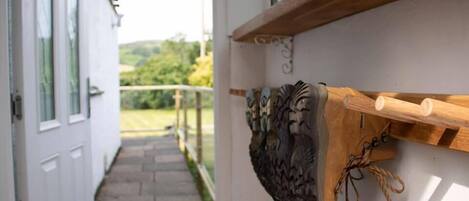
[231,87,469,153]
[232,86,469,201]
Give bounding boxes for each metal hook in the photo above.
[360,113,366,129]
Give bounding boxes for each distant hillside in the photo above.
[119,40,162,67]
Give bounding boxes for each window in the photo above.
[37,0,55,122]
[67,0,80,115]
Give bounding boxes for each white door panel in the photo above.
[40,155,61,201]
[13,0,93,200]
[0,0,16,200]
[70,146,86,201]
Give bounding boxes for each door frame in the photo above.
[0,0,16,200]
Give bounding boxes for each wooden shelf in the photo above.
[233,0,396,42]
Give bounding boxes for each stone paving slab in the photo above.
[106,172,155,183]
[95,136,201,201]
[141,182,199,196]
[146,139,177,146]
[154,154,185,163]
[145,148,181,156]
[98,182,140,197]
[155,171,194,183]
[122,139,146,147]
[111,164,143,173]
[143,162,188,172]
[118,149,145,158]
[115,156,155,165]
[97,195,154,201]
[155,195,202,201]
[145,147,181,157]
[153,143,180,150]
[121,142,156,151]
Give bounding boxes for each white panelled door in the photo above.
[0,0,16,200]
[13,0,93,201]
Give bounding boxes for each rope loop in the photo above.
[334,122,405,201]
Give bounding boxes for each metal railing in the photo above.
[120,85,215,200]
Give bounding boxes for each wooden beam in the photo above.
[120,85,213,92]
[229,88,247,97]
[369,146,397,162]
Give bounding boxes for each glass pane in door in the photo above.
[67,0,80,115]
[37,0,55,122]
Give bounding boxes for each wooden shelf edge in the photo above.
[233,0,397,43]
[232,0,310,42]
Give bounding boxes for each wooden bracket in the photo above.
[252,35,294,74]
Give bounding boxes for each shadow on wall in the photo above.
[399,142,469,201]
[351,141,469,201]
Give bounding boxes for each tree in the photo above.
[119,35,207,109]
[160,34,200,66]
[137,54,191,85]
[189,52,213,87]
[120,50,194,109]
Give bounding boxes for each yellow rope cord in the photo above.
[334,123,405,201]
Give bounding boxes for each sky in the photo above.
[117,0,213,44]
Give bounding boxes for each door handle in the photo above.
[89,86,105,97]
[87,79,105,118]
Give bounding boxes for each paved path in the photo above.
[96,135,202,201]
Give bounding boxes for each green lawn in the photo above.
[120,108,213,136]
[120,108,215,180]
[186,131,215,180]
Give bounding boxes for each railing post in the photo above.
[174,89,181,142]
[196,91,203,164]
[183,91,188,143]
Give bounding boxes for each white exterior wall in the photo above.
[88,0,121,193]
[214,0,271,200]
[215,0,469,200]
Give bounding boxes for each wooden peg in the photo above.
[421,98,469,129]
[343,95,375,113]
[344,95,414,123]
[375,96,424,123]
